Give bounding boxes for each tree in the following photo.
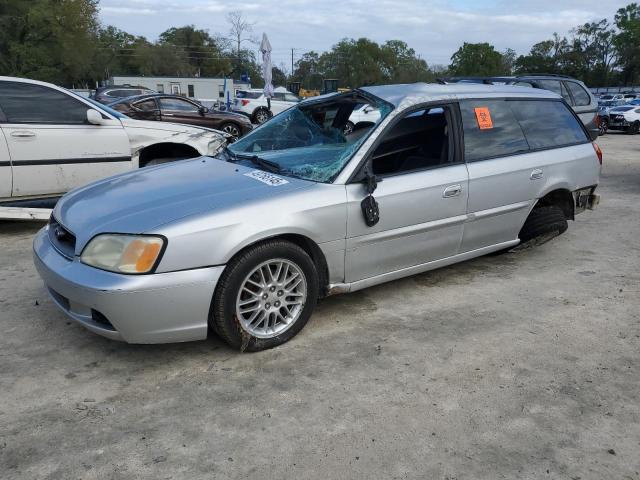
[0,0,100,86]
[449,42,505,76]
[515,34,569,75]
[501,48,517,75]
[158,26,231,77]
[226,11,258,80]
[614,3,640,84]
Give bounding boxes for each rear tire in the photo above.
[518,206,568,247]
[220,122,241,139]
[252,108,271,124]
[210,240,319,352]
[598,117,608,135]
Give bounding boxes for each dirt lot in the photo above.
[1,133,639,480]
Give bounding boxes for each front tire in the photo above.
[210,240,319,351]
[628,121,640,135]
[518,206,568,247]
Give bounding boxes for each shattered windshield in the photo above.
[227,93,392,182]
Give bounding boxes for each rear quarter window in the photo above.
[236,91,262,99]
[510,100,588,149]
[565,82,592,107]
[459,99,529,161]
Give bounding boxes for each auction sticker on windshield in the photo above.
[244,170,289,186]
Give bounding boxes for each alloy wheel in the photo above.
[222,124,240,138]
[255,110,269,124]
[235,259,307,338]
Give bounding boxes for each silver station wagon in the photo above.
[34,83,601,351]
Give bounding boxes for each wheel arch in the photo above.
[221,232,330,297]
[534,187,575,221]
[137,142,202,167]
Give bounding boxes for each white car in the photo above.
[607,105,640,134]
[344,103,382,134]
[232,87,300,124]
[0,77,226,218]
[599,93,625,102]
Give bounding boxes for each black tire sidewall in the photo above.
[519,206,568,244]
[212,241,319,351]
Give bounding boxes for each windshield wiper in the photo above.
[234,152,281,173]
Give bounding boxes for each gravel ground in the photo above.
[1,133,639,480]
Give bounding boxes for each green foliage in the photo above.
[614,3,640,84]
[449,43,506,76]
[0,0,100,86]
[292,38,432,89]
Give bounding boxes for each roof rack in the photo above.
[439,76,516,85]
[516,73,573,79]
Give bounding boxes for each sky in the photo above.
[99,0,630,72]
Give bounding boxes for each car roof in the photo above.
[359,82,558,107]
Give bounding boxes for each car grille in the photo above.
[48,215,76,259]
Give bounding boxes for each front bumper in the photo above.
[33,227,224,344]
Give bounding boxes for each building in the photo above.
[108,76,236,107]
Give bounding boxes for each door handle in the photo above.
[10,131,35,138]
[530,168,544,180]
[443,184,462,198]
[163,113,174,116]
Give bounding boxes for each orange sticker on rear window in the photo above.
[474,107,493,129]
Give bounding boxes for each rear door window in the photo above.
[509,100,588,149]
[0,81,89,124]
[564,82,591,106]
[459,99,529,161]
[133,99,158,111]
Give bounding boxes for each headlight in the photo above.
[81,234,165,274]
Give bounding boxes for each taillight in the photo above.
[241,99,250,106]
[592,142,603,165]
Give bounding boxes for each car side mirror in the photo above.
[199,106,208,115]
[86,109,106,125]
[360,168,381,227]
[588,128,599,141]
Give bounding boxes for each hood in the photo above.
[54,158,312,252]
[120,117,222,135]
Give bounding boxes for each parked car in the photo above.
[623,93,638,101]
[344,103,382,134]
[599,93,625,102]
[34,83,601,351]
[446,75,598,131]
[606,105,640,134]
[232,87,300,124]
[109,94,253,139]
[597,99,628,134]
[92,85,155,104]
[0,76,226,217]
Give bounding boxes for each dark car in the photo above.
[92,85,155,104]
[109,94,253,138]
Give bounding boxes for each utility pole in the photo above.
[291,48,295,79]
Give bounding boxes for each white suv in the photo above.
[0,77,225,218]
[232,87,300,124]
